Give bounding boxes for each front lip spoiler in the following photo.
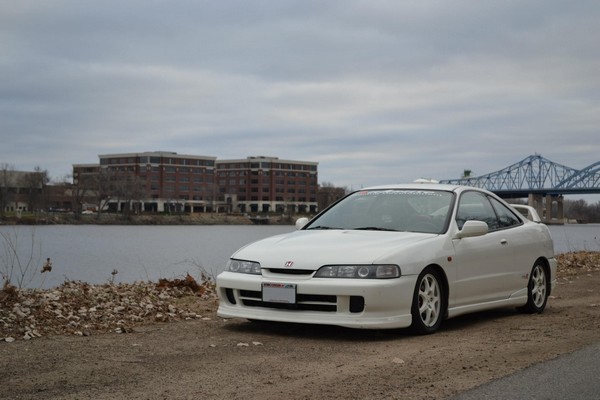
[217,304,414,330]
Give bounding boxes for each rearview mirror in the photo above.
[455,220,488,238]
[295,217,309,230]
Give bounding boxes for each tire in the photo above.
[410,267,444,334]
[517,261,549,314]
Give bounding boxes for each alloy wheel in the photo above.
[418,274,441,327]
[531,264,547,309]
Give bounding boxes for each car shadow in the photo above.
[440,307,523,332]
[222,319,409,342]
[221,306,536,340]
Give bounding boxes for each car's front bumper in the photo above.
[216,271,418,329]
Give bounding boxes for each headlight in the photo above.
[314,265,400,279]
[226,259,261,275]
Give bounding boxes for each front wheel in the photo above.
[517,262,549,314]
[410,267,445,334]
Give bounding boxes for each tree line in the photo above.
[1,163,599,222]
[0,164,50,215]
[564,199,600,223]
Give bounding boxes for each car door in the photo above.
[488,196,531,292]
[451,191,515,307]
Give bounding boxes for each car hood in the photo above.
[231,229,436,270]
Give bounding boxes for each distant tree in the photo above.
[564,199,600,223]
[318,182,349,211]
[111,174,147,216]
[462,170,473,179]
[95,167,116,215]
[565,199,587,221]
[125,176,146,215]
[0,163,15,215]
[69,172,97,216]
[23,166,49,211]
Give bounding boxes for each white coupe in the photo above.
[216,184,557,334]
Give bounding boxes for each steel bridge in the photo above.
[439,154,600,224]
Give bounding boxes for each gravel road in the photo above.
[1,270,599,400]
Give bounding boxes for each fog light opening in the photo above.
[225,288,237,305]
[350,296,365,313]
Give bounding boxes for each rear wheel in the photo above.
[517,261,549,314]
[410,267,444,334]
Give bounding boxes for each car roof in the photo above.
[359,183,463,192]
[358,183,500,198]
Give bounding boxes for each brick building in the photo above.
[74,152,217,213]
[72,152,318,214]
[216,156,318,214]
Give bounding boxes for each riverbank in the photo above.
[1,251,598,342]
[0,213,300,226]
[1,274,218,342]
[1,252,599,400]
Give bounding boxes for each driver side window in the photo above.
[490,197,522,228]
[456,192,499,230]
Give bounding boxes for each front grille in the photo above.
[233,289,365,314]
[267,269,314,275]
[238,290,338,312]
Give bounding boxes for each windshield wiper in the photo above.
[354,227,398,232]
[306,225,342,230]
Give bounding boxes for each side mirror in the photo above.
[295,217,309,230]
[455,220,488,238]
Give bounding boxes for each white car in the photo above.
[216,184,557,334]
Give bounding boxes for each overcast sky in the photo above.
[1,1,599,196]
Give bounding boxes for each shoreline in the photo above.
[0,213,301,226]
[2,251,599,342]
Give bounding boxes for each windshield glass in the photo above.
[307,189,454,234]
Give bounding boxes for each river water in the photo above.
[1,224,598,289]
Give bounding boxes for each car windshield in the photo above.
[307,189,454,234]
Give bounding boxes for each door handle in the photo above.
[500,239,508,245]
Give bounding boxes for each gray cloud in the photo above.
[1,0,599,200]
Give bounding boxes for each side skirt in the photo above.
[447,293,527,319]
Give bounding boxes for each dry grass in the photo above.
[556,251,600,277]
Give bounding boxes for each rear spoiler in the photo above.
[510,204,541,223]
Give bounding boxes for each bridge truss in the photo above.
[439,155,600,197]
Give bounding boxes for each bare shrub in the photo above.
[0,226,42,288]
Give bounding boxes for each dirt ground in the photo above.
[1,271,599,400]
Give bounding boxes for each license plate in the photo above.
[262,283,296,304]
